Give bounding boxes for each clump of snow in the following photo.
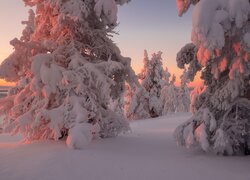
[243,33,250,49]
[194,123,209,151]
[66,123,93,149]
[191,0,250,65]
[176,0,199,16]
[94,0,118,26]
[214,128,233,155]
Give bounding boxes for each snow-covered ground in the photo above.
[0,113,250,180]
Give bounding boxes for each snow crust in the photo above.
[1,113,250,180]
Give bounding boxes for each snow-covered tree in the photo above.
[126,51,165,119]
[137,50,150,81]
[177,69,191,112]
[162,67,171,87]
[0,0,137,149]
[175,0,250,155]
[189,83,206,114]
[144,51,165,117]
[125,85,151,120]
[161,74,179,114]
[161,69,191,114]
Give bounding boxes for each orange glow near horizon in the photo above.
[132,59,202,88]
[0,52,202,88]
[0,51,15,87]
[0,49,202,88]
[188,75,202,88]
[0,70,202,88]
[0,79,15,87]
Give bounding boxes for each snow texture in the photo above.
[1,114,250,180]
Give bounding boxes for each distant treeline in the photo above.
[0,87,9,98]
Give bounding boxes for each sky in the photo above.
[0,0,197,86]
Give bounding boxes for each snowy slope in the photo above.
[0,113,250,180]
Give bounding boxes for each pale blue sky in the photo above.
[113,0,192,75]
[0,0,193,82]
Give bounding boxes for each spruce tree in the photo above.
[0,0,136,149]
[177,69,191,112]
[126,51,165,119]
[161,74,179,114]
[175,0,250,155]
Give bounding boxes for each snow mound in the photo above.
[66,123,93,149]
